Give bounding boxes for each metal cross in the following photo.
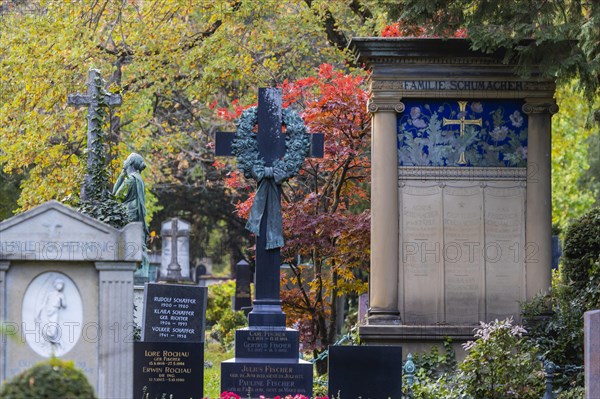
[442,100,482,165]
[215,88,324,327]
[68,69,122,200]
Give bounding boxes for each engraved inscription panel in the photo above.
[401,183,443,324]
[399,179,526,325]
[484,184,525,320]
[443,184,483,324]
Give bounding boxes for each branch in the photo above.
[303,0,355,67]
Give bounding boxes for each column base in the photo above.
[248,303,286,327]
[367,307,401,325]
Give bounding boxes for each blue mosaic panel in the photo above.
[397,99,528,167]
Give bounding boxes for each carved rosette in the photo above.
[522,102,559,115]
[367,100,405,113]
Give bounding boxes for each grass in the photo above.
[204,341,234,397]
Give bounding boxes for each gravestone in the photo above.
[350,38,557,355]
[217,88,322,397]
[584,309,600,399]
[233,260,252,311]
[0,201,142,398]
[159,218,191,282]
[328,345,403,399]
[134,282,207,398]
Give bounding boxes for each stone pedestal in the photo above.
[0,201,141,398]
[350,38,557,355]
[221,328,313,397]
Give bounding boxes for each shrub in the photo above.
[561,207,600,289]
[0,357,96,398]
[206,280,237,327]
[522,207,600,390]
[209,309,248,350]
[458,318,544,399]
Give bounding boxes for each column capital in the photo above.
[367,99,405,114]
[0,261,10,272]
[522,100,559,115]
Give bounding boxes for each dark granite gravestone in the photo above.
[142,283,207,342]
[328,345,403,399]
[134,341,204,399]
[134,283,207,398]
[216,88,322,397]
[233,260,252,311]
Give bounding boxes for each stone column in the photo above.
[0,261,10,381]
[522,100,558,299]
[367,98,404,324]
[95,261,136,399]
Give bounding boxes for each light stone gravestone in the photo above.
[159,217,191,281]
[350,38,557,356]
[0,201,142,398]
[584,309,599,399]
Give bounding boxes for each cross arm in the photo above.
[215,131,324,158]
[67,93,122,107]
[67,94,90,107]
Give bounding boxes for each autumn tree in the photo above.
[0,0,386,269]
[220,64,370,374]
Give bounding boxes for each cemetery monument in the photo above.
[350,38,557,355]
[0,201,142,398]
[216,88,323,397]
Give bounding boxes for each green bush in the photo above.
[557,387,585,399]
[458,318,544,399]
[522,207,600,390]
[561,207,600,289]
[206,280,237,327]
[205,280,249,350]
[209,310,248,350]
[408,319,544,399]
[0,357,96,399]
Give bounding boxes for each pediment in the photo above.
[0,201,142,262]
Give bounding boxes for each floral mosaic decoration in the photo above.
[397,100,528,167]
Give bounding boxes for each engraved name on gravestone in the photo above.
[400,181,526,325]
[135,283,207,398]
[160,218,191,281]
[401,183,443,324]
[443,183,483,324]
[142,283,207,343]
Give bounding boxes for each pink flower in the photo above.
[410,106,421,119]
[509,110,524,127]
[412,118,427,129]
[471,102,483,113]
[490,126,508,141]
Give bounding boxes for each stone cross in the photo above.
[442,100,482,165]
[160,217,191,282]
[215,88,323,327]
[68,69,122,200]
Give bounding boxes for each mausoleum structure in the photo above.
[0,201,142,398]
[350,38,557,354]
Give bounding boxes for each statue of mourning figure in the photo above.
[113,152,150,272]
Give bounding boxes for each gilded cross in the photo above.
[442,101,482,165]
